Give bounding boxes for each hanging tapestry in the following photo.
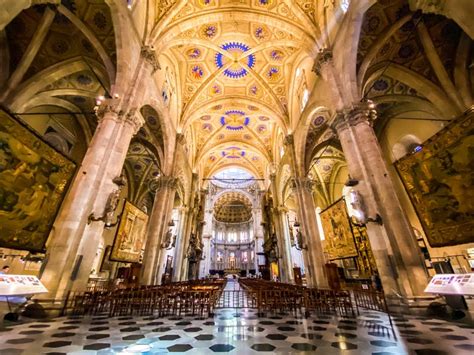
[0,110,76,252]
[320,198,357,259]
[110,200,149,263]
[395,114,474,247]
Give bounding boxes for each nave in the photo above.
[1,279,473,355]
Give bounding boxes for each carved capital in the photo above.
[148,175,178,193]
[409,0,445,14]
[176,132,185,144]
[291,177,314,193]
[96,99,124,123]
[333,101,377,133]
[141,45,161,72]
[124,108,145,134]
[313,48,333,76]
[283,134,294,146]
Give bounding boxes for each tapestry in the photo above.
[0,110,76,251]
[110,201,149,263]
[320,198,357,259]
[395,114,474,247]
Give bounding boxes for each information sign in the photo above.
[424,273,474,296]
[0,274,48,296]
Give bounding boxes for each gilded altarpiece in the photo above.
[320,199,357,259]
[0,110,76,251]
[395,114,474,247]
[110,201,149,263]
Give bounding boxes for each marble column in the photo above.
[172,206,188,281]
[333,102,429,298]
[277,208,294,283]
[177,174,199,280]
[284,135,327,288]
[292,177,328,288]
[200,234,212,278]
[269,174,290,283]
[40,102,144,299]
[141,176,177,285]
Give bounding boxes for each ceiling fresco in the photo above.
[158,0,316,179]
[213,191,253,223]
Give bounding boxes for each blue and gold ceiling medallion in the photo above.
[220,110,250,130]
[215,42,256,79]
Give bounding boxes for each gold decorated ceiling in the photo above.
[155,0,318,178]
[213,191,253,223]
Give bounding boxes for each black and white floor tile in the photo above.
[0,283,472,354]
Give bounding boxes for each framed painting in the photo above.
[110,200,149,263]
[0,110,76,252]
[320,198,358,260]
[395,114,473,247]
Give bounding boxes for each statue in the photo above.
[161,228,174,249]
[296,230,304,250]
[104,189,120,226]
[88,175,126,227]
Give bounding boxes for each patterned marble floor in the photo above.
[0,284,473,355]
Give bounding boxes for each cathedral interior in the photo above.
[0,0,473,354]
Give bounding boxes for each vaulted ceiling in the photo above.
[154,0,320,179]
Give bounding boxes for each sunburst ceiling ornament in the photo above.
[222,146,246,159]
[220,110,250,130]
[215,42,256,79]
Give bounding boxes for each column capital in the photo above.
[149,175,178,192]
[141,45,161,72]
[312,48,333,76]
[291,177,315,192]
[96,99,124,121]
[408,0,445,14]
[333,101,377,133]
[283,134,294,146]
[124,108,145,134]
[176,132,185,144]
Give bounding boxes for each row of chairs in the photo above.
[70,280,226,317]
[239,278,355,316]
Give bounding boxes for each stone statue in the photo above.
[104,189,120,226]
[161,228,173,249]
[296,230,304,250]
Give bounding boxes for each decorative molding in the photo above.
[312,48,333,76]
[124,108,145,134]
[148,176,178,192]
[408,0,445,14]
[141,46,161,72]
[283,134,294,146]
[333,101,378,133]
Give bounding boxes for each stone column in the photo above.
[177,174,199,280]
[277,208,294,283]
[291,177,328,288]
[200,234,212,278]
[284,135,327,288]
[172,206,188,281]
[141,176,177,285]
[333,102,429,299]
[40,102,144,299]
[269,174,290,283]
